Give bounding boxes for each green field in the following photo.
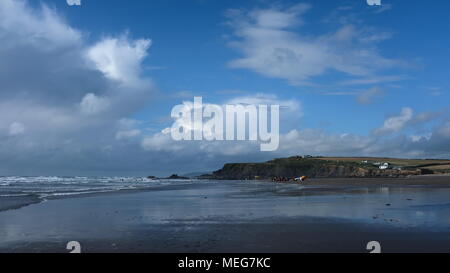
[315,157,450,168]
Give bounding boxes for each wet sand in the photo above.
[1,177,450,253]
[0,195,41,212]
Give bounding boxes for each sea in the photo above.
[0,176,195,211]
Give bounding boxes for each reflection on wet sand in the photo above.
[1,177,450,252]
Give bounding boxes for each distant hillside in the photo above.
[182,171,212,178]
[204,156,450,180]
[314,157,450,167]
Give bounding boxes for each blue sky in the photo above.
[0,0,450,176]
[51,0,448,134]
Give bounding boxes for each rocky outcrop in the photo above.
[210,158,422,180]
[165,174,190,180]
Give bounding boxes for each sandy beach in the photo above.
[1,176,450,253]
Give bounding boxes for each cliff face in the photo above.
[211,158,422,180]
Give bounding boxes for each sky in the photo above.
[1,0,450,176]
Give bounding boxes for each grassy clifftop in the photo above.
[207,156,450,180]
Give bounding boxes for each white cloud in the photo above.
[140,102,450,162]
[246,3,310,28]
[142,132,185,152]
[280,129,373,155]
[374,107,414,135]
[226,5,403,86]
[373,108,446,136]
[226,93,301,115]
[152,95,291,156]
[142,116,450,161]
[86,37,152,86]
[0,0,81,47]
[410,134,432,143]
[0,0,156,175]
[80,93,110,115]
[144,94,301,152]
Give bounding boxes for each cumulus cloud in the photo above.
[374,107,414,135]
[141,101,450,166]
[0,0,81,47]
[80,93,110,115]
[142,118,450,162]
[86,37,152,86]
[142,132,185,152]
[226,4,403,86]
[373,108,446,136]
[277,126,450,159]
[141,88,443,161]
[0,0,155,175]
[141,94,300,153]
